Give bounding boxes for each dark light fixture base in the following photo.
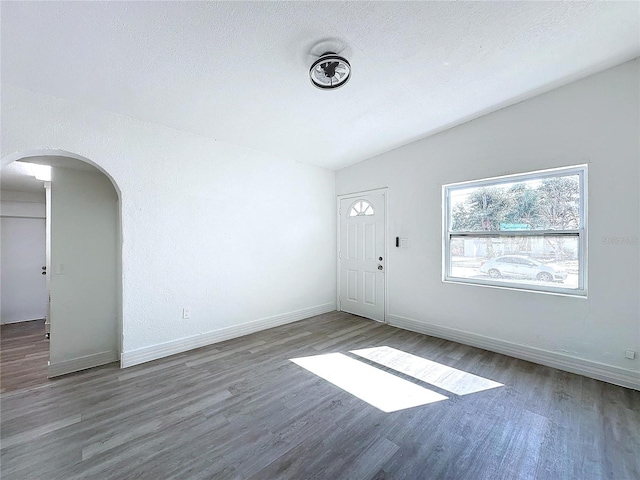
[310,52,351,90]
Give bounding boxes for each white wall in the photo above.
[1,189,45,203]
[1,189,46,218]
[1,216,47,324]
[336,59,640,388]
[49,166,119,371]
[1,84,336,365]
[0,200,45,218]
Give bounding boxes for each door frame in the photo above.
[336,187,389,323]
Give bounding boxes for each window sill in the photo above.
[442,276,588,298]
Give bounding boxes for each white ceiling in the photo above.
[0,162,46,196]
[17,156,98,172]
[1,2,638,170]
[1,157,97,194]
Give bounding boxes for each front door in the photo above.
[339,192,385,322]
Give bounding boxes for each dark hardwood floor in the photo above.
[1,312,638,479]
[0,319,49,394]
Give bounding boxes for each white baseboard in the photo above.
[1,317,45,325]
[121,302,336,368]
[387,313,640,391]
[48,350,118,378]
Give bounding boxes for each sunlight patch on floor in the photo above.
[291,353,447,413]
[351,346,503,395]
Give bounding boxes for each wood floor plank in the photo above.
[0,414,82,450]
[185,340,266,368]
[2,311,639,479]
[0,319,50,393]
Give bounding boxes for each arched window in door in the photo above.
[348,200,374,217]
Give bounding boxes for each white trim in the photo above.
[0,210,46,219]
[120,302,336,368]
[337,187,390,200]
[336,199,341,311]
[0,317,46,325]
[442,278,589,299]
[336,188,389,323]
[444,164,588,190]
[48,350,118,378]
[450,230,581,237]
[387,313,640,391]
[580,165,589,294]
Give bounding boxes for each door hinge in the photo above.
[339,295,341,303]
[339,251,342,259]
[339,208,342,215]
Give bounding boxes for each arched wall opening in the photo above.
[1,149,122,197]
[1,149,123,378]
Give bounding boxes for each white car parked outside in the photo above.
[479,255,568,282]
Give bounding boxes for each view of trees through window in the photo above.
[445,170,584,292]
[451,175,580,232]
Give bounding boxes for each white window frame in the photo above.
[442,165,588,297]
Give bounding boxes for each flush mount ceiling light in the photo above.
[23,162,52,181]
[309,52,351,90]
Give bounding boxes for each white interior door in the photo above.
[1,216,48,324]
[339,192,386,322]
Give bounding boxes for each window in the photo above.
[349,200,374,217]
[443,165,587,296]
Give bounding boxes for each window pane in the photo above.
[449,235,579,289]
[348,200,374,217]
[450,174,580,232]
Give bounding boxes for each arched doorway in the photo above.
[1,149,123,384]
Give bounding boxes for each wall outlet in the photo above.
[625,350,636,360]
[182,307,191,319]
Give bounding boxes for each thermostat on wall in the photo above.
[395,237,409,248]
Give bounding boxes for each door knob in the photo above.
[378,265,383,270]
[379,256,383,261]
[41,271,46,275]
[42,266,46,270]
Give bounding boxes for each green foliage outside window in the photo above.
[451,176,580,232]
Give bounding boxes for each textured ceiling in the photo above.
[1,2,638,170]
